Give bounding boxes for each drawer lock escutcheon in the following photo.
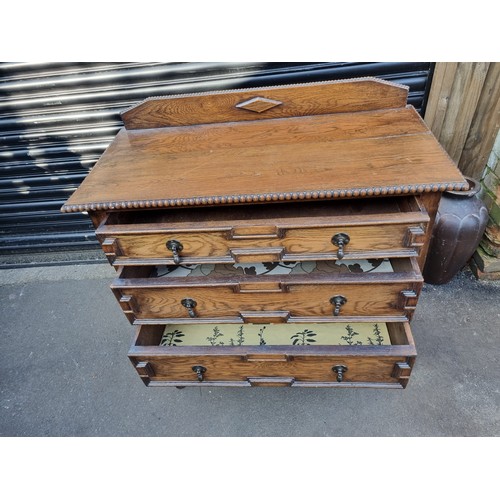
[330,295,347,316]
[192,365,206,382]
[181,298,197,318]
[332,365,348,382]
[331,232,350,259]
[166,239,183,264]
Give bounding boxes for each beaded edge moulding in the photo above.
[62,182,469,213]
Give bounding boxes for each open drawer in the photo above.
[128,321,417,388]
[112,257,423,324]
[97,196,429,266]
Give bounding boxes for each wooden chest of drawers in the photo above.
[62,78,467,389]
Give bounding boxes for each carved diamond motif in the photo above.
[236,96,283,113]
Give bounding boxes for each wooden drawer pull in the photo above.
[332,365,348,382]
[192,365,206,382]
[239,310,290,323]
[230,246,284,263]
[330,295,347,316]
[166,239,183,264]
[248,377,295,387]
[331,232,350,259]
[244,353,290,362]
[181,298,197,318]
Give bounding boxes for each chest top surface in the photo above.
[62,78,467,213]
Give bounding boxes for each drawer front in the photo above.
[129,323,416,388]
[99,223,427,265]
[113,282,421,323]
[97,197,429,265]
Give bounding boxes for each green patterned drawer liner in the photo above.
[160,322,391,347]
[153,258,394,278]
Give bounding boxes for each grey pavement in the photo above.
[1,263,499,436]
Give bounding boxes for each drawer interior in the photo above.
[132,321,414,350]
[152,258,395,278]
[117,257,420,282]
[103,196,426,227]
[159,322,392,347]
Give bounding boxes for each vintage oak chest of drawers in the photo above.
[62,78,467,388]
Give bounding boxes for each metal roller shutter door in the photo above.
[0,62,434,258]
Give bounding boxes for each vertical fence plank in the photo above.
[424,62,499,179]
[459,63,500,179]
[424,62,458,136]
[439,62,490,162]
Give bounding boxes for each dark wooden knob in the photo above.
[330,295,347,316]
[192,365,206,382]
[181,298,197,317]
[331,233,350,259]
[166,239,183,264]
[332,365,348,382]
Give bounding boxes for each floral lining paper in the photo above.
[153,258,394,278]
[160,323,391,347]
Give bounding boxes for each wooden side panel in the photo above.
[121,78,409,129]
[416,192,441,271]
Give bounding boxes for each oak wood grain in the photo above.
[101,197,425,229]
[415,192,441,270]
[128,322,415,387]
[99,223,428,265]
[62,109,467,212]
[66,79,459,388]
[128,322,415,386]
[133,355,408,383]
[114,281,420,323]
[121,78,409,129]
[121,107,426,154]
[96,196,429,264]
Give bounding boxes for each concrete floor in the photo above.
[0,263,499,436]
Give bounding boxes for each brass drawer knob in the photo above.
[332,365,348,382]
[181,298,197,318]
[192,365,206,382]
[166,239,183,264]
[331,232,350,259]
[330,295,347,316]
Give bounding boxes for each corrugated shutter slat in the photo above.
[0,62,434,254]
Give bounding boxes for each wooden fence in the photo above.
[424,62,500,179]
